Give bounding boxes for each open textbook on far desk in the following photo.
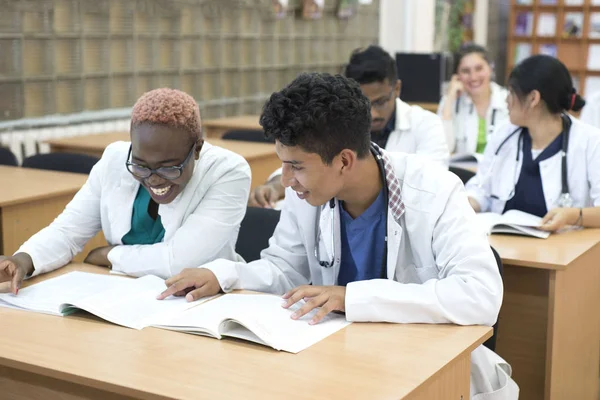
[0,272,349,353]
[476,210,550,239]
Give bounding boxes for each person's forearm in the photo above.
[577,207,600,228]
[441,94,456,120]
[267,176,285,199]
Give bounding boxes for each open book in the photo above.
[476,210,550,239]
[0,272,350,353]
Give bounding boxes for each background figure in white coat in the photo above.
[248,45,448,208]
[0,88,251,294]
[438,44,509,155]
[466,55,600,232]
[158,73,518,399]
[579,90,600,128]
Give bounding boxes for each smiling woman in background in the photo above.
[0,88,251,294]
[438,44,509,155]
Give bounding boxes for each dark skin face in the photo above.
[129,123,203,205]
[359,78,401,133]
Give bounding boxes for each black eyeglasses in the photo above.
[371,89,395,110]
[125,142,198,180]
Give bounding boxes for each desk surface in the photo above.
[0,165,87,207]
[202,114,261,130]
[45,133,276,160]
[489,228,600,269]
[0,264,491,400]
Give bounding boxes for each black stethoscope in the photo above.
[455,98,499,144]
[479,113,573,207]
[314,143,389,279]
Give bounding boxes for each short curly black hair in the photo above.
[260,72,372,164]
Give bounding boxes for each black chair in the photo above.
[235,207,281,262]
[222,129,274,144]
[22,153,100,175]
[483,246,504,352]
[0,147,18,166]
[449,166,476,185]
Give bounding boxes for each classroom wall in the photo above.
[0,0,380,122]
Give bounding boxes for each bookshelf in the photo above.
[507,0,600,97]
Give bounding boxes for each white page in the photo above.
[500,210,543,227]
[537,13,556,37]
[0,272,126,316]
[475,213,503,235]
[218,294,351,354]
[74,275,210,330]
[152,296,230,338]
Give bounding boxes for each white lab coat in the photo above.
[438,82,509,154]
[203,150,518,399]
[580,91,600,129]
[466,116,600,214]
[18,141,251,279]
[267,98,449,183]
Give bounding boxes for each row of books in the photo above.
[514,43,600,69]
[517,0,600,5]
[515,12,600,38]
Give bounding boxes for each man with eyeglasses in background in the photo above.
[249,45,449,208]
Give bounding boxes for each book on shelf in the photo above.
[588,44,600,71]
[514,43,532,65]
[514,12,533,36]
[590,13,600,39]
[539,44,557,58]
[0,272,350,354]
[536,13,556,37]
[563,12,584,38]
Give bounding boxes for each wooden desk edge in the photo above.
[0,187,83,208]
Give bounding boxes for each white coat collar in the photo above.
[394,98,412,131]
[459,82,507,110]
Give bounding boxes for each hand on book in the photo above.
[156,268,220,302]
[0,253,34,295]
[282,285,346,325]
[539,207,580,232]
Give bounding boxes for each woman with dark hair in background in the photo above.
[466,55,600,232]
[438,44,509,156]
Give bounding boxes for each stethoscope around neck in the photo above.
[455,98,499,148]
[313,143,390,279]
[478,113,573,208]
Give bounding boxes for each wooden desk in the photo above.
[46,133,280,190]
[0,264,492,400]
[0,166,106,260]
[202,114,262,138]
[489,229,600,400]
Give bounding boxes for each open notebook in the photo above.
[476,210,550,239]
[0,272,349,353]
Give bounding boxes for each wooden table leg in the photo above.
[497,246,600,400]
[407,352,471,400]
[545,249,600,399]
[0,196,107,262]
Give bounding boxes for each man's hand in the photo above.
[0,253,34,295]
[248,179,285,208]
[83,246,116,267]
[157,268,221,301]
[282,285,346,325]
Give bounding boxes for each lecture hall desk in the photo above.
[489,229,600,400]
[45,133,280,190]
[0,263,492,400]
[0,166,105,261]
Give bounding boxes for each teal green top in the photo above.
[121,187,166,245]
[476,117,487,154]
